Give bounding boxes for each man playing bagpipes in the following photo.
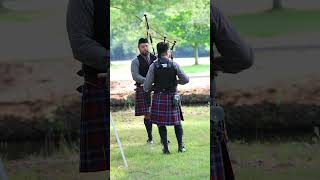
[131,38,157,144]
[144,42,189,154]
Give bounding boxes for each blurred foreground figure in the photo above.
[66,0,109,173]
[211,4,254,180]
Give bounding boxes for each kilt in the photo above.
[134,86,151,116]
[211,105,234,180]
[80,77,109,172]
[150,92,182,126]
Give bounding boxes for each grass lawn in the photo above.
[231,142,320,180]
[2,137,320,179]
[181,64,209,74]
[2,105,320,179]
[110,63,125,70]
[111,63,209,74]
[0,10,47,22]
[3,145,109,180]
[110,106,210,180]
[229,9,320,38]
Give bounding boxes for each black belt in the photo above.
[154,89,176,93]
[76,76,106,93]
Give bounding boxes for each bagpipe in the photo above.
[143,14,177,60]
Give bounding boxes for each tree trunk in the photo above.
[272,0,283,10]
[193,44,199,65]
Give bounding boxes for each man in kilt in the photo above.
[211,4,254,180]
[131,38,158,144]
[144,42,189,154]
[67,0,109,173]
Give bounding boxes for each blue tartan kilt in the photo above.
[150,92,182,126]
[134,86,151,116]
[79,77,109,172]
[211,105,234,180]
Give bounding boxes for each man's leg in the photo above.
[174,124,186,152]
[158,125,170,154]
[144,113,153,143]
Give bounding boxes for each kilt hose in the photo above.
[134,86,151,116]
[211,105,234,180]
[150,92,183,126]
[80,77,109,172]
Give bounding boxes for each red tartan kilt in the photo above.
[134,86,151,116]
[150,92,182,126]
[80,78,109,172]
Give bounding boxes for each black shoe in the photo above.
[147,139,154,144]
[178,146,186,153]
[163,148,171,154]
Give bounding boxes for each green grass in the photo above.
[111,63,125,70]
[3,105,320,179]
[3,141,109,180]
[2,135,320,179]
[231,142,320,180]
[110,106,210,180]
[111,63,209,74]
[0,10,47,22]
[229,9,320,37]
[181,64,209,74]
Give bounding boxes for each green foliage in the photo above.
[181,64,209,74]
[110,0,209,60]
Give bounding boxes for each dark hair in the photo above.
[138,38,148,46]
[156,42,169,56]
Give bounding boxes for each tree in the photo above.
[272,0,283,10]
[157,10,209,65]
[110,0,209,64]
[157,0,209,65]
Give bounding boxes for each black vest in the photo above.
[154,58,177,92]
[136,54,156,86]
[138,54,156,77]
[82,0,108,75]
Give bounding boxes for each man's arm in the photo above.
[131,58,146,83]
[212,5,254,74]
[173,62,189,85]
[66,0,108,72]
[143,63,155,92]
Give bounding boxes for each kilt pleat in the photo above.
[211,105,234,180]
[80,78,109,172]
[134,86,151,116]
[150,92,182,126]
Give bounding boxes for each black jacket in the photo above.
[66,0,108,73]
[211,4,254,99]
